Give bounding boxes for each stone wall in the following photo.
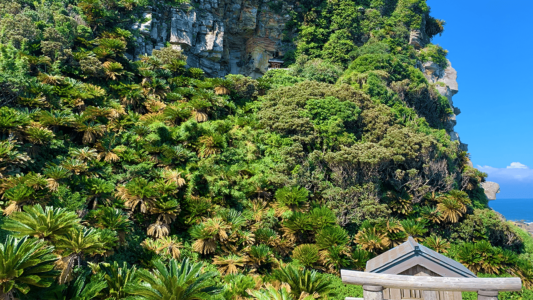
[130,0,294,78]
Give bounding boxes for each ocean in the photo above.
[489,198,533,222]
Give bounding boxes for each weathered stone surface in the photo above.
[170,10,197,48]
[131,0,295,77]
[481,181,501,200]
[420,59,467,151]
[409,15,429,49]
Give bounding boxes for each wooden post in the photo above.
[363,285,383,300]
[422,290,439,300]
[478,290,498,300]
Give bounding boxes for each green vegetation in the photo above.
[0,0,531,299]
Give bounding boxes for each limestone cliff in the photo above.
[131,0,295,78]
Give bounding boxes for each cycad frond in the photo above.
[0,236,58,296]
[125,258,222,299]
[2,205,80,239]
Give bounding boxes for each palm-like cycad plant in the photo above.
[96,261,139,300]
[247,244,277,273]
[249,285,295,300]
[282,212,312,242]
[141,236,183,259]
[354,227,390,254]
[315,226,349,249]
[189,223,217,254]
[90,207,131,243]
[43,165,71,191]
[351,248,373,271]
[423,235,450,253]
[419,206,443,224]
[400,219,428,242]
[117,178,157,214]
[275,186,309,210]
[213,255,248,275]
[274,265,333,299]
[1,205,80,240]
[291,244,320,268]
[53,269,107,300]
[309,207,337,230]
[437,190,471,223]
[55,227,107,284]
[125,258,222,300]
[0,236,58,299]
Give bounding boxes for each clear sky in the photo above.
[427,0,533,199]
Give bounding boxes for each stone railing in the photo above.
[341,270,522,300]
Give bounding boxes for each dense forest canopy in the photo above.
[0,0,532,299]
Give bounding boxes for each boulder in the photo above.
[481,181,501,200]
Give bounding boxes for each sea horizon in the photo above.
[489,198,533,222]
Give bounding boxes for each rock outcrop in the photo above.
[130,0,294,78]
[409,15,430,49]
[481,181,501,200]
[420,60,468,151]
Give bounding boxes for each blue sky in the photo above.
[427,0,533,199]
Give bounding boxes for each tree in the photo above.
[2,205,80,240]
[0,236,58,299]
[125,258,222,300]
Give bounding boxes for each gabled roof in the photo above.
[268,58,284,63]
[365,236,476,278]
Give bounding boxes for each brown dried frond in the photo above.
[144,99,167,113]
[147,222,170,238]
[157,213,177,225]
[162,170,186,187]
[192,238,217,254]
[214,86,230,95]
[100,151,120,162]
[37,73,63,85]
[3,202,20,216]
[213,255,248,275]
[193,111,208,122]
[47,178,60,191]
[55,254,76,284]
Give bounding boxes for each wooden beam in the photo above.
[341,270,522,292]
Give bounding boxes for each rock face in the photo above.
[481,181,501,200]
[131,0,295,78]
[409,15,430,49]
[420,60,468,151]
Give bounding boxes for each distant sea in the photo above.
[489,198,533,222]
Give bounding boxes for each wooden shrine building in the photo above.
[364,236,476,300]
[268,58,284,69]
